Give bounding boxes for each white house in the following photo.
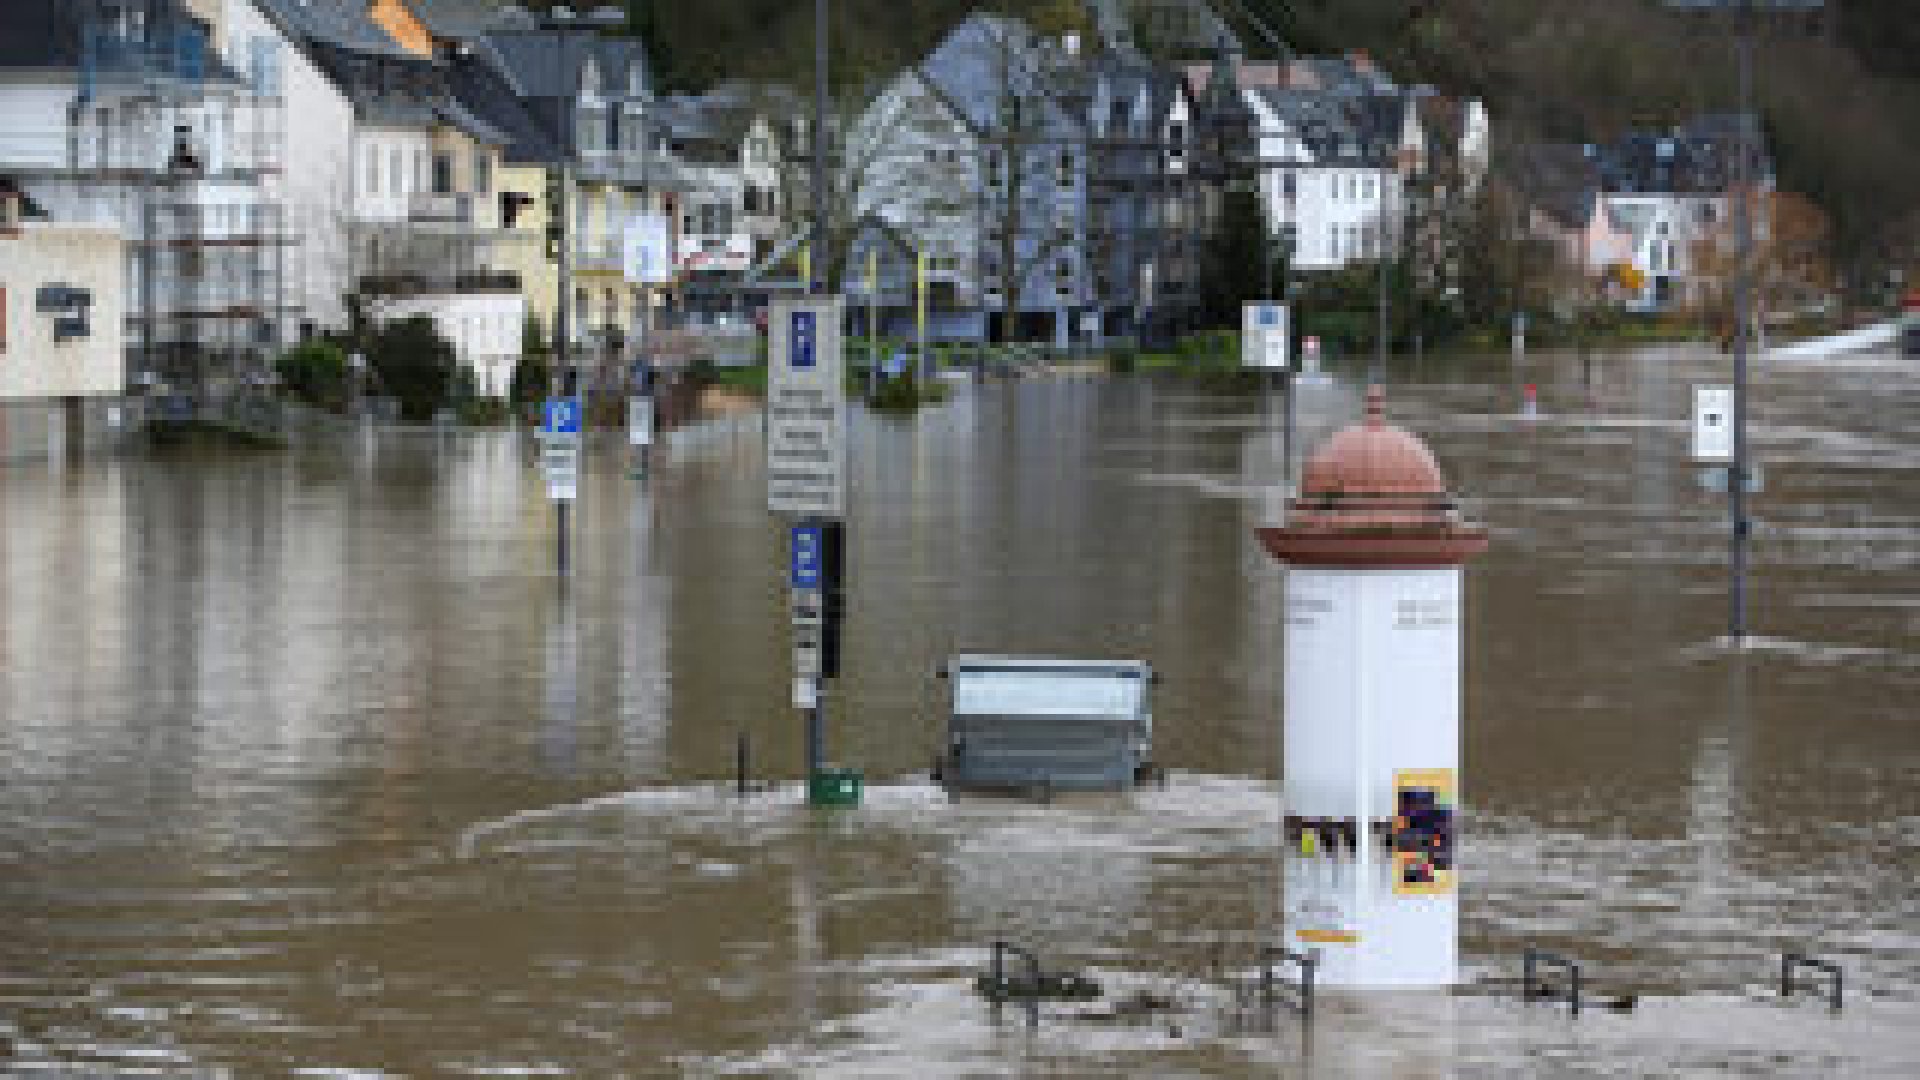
[1218,54,1489,276]
[211,0,361,342]
[1601,194,1728,311]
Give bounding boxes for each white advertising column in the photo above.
[1283,567,1462,985]
[1260,387,1486,989]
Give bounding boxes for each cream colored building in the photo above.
[0,210,126,401]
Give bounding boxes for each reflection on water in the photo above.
[1,347,1916,1075]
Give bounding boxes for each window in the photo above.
[1058,150,1075,185]
[1282,172,1296,199]
[475,150,491,195]
[432,153,453,195]
[249,36,281,98]
[1330,224,1341,258]
[389,146,403,194]
[365,146,378,195]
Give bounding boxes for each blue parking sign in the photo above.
[791,524,824,589]
[792,311,816,370]
[543,398,580,435]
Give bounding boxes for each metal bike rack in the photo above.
[976,940,1104,1028]
[1780,952,1843,1011]
[1522,948,1583,1014]
[1257,946,1319,1019]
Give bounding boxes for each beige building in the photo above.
[1,192,125,401]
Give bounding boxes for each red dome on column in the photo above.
[1259,387,1488,568]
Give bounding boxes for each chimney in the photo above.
[0,181,21,233]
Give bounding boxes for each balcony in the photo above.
[357,271,521,298]
[574,238,624,275]
[408,192,476,225]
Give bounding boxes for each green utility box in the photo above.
[808,767,864,807]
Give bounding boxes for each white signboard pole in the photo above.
[1242,303,1291,370]
[1692,383,1734,463]
[767,297,847,520]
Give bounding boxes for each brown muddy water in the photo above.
[1,348,1916,1077]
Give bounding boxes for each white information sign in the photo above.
[767,297,847,519]
[1242,303,1291,370]
[628,394,654,447]
[1692,383,1734,463]
[542,438,579,502]
[622,215,675,285]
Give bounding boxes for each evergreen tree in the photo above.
[1199,187,1275,330]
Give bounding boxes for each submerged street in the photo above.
[1,348,1916,1076]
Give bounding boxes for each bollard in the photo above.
[735,732,750,797]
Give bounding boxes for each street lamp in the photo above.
[1662,0,1824,646]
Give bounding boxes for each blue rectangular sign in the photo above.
[1259,305,1280,327]
[543,397,581,435]
[791,311,816,370]
[790,523,824,589]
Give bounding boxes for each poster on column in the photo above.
[1286,818,1360,947]
[1391,769,1456,896]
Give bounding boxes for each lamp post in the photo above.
[812,0,828,297]
[1663,0,1823,646]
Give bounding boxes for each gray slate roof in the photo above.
[253,0,414,58]
[446,50,567,165]
[407,0,509,42]
[1596,122,1748,195]
[1253,84,1406,167]
[917,14,1083,139]
[1,0,242,82]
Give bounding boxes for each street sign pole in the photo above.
[771,297,848,799]
[542,397,582,576]
[1729,13,1755,647]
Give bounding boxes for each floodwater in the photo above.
[1,347,1916,1077]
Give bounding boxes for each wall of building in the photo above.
[219,0,355,338]
[0,223,127,400]
[0,78,77,172]
[381,289,526,399]
[496,163,555,345]
[354,126,439,224]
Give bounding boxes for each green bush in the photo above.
[366,316,461,424]
[277,340,349,411]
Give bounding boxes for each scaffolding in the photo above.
[13,0,296,397]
